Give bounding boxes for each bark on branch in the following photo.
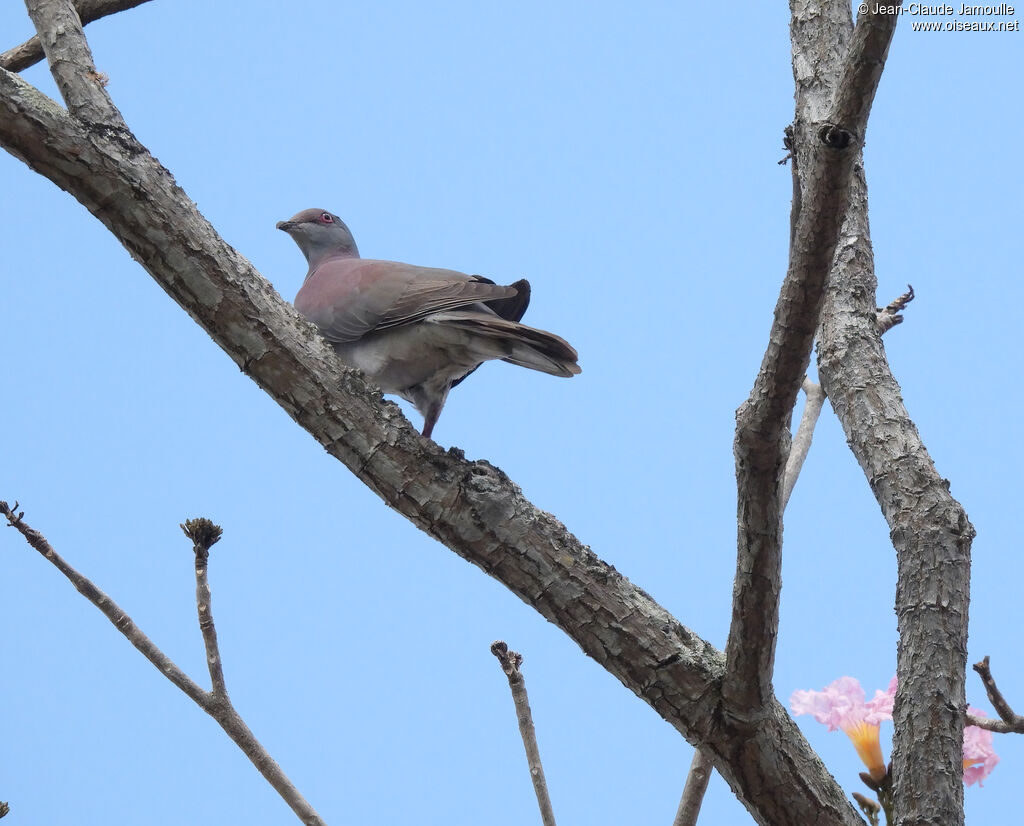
[725,0,899,720]
[805,2,974,823]
[2,0,152,73]
[23,0,126,125]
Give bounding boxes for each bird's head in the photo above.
[276,208,359,265]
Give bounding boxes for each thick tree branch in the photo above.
[1,0,152,73]
[0,67,865,825]
[23,0,126,126]
[830,6,901,132]
[0,502,326,826]
[818,187,972,825]
[680,374,822,822]
[808,9,972,826]
[791,4,973,822]
[725,117,855,721]
[725,1,897,719]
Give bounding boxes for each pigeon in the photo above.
[277,208,580,438]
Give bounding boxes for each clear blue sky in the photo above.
[2,2,1021,823]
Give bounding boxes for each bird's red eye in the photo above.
[320,212,334,223]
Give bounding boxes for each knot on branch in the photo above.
[180,517,223,558]
[491,640,524,679]
[819,123,855,149]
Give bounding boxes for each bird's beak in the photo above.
[276,220,296,232]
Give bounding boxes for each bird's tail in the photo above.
[429,311,581,378]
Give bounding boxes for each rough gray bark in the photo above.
[817,166,973,825]
[791,1,974,823]
[1,0,152,72]
[724,0,898,734]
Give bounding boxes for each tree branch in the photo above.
[680,374,822,821]
[182,518,228,698]
[830,4,901,131]
[23,0,126,126]
[1,0,152,73]
[781,377,827,512]
[809,6,973,824]
[969,657,1024,733]
[491,642,556,826]
[672,749,713,826]
[724,0,897,720]
[0,502,326,826]
[820,148,973,826]
[1,500,209,703]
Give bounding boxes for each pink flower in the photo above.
[791,677,999,787]
[963,708,1000,787]
[789,676,897,729]
[790,677,895,779]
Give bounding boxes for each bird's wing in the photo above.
[295,258,518,344]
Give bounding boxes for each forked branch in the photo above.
[0,501,326,826]
[1,0,153,73]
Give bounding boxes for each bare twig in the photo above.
[781,377,827,512]
[672,749,713,826]
[491,642,556,826]
[0,501,327,826]
[1,499,209,703]
[1,0,152,73]
[23,0,127,125]
[182,518,228,698]
[964,715,1021,734]
[875,284,914,334]
[968,657,1024,733]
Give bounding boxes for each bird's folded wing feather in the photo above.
[296,258,518,344]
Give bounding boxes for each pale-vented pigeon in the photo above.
[277,209,581,438]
